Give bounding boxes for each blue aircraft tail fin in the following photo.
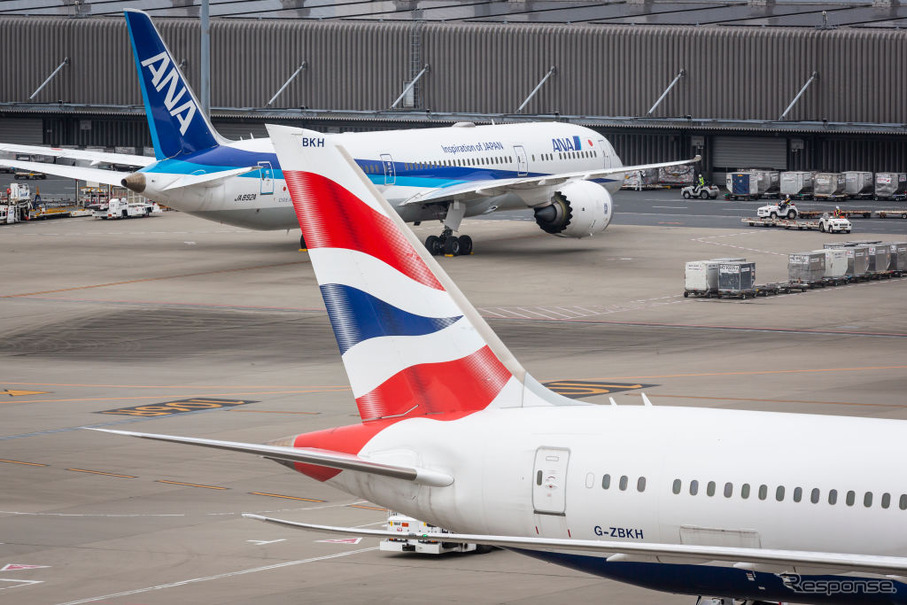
[124,9,225,160]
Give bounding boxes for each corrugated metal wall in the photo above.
[2,17,906,123]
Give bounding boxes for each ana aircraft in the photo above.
[94,124,907,605]
[0,9,698,255]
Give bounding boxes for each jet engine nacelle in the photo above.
[533,180,612,238]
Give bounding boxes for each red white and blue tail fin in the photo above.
[267,125,574,422]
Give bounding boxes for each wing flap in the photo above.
[87,428,452,487]
[243,515,907,577]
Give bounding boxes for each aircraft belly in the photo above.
[520,551,907,604]
[184,206,297,230]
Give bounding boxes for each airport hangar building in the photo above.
[1,1,906,181]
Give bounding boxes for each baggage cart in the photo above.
[788,252,826,285]
[718,261,756,298]
[843,171,873,199]
[813,173,846,200]
[780,171,815,199]
[874,172,907,200]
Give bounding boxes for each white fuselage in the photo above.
[138,122,622,230]
[327,405,906,560]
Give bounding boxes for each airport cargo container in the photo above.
[844,172,874,199]
[815,248,849,279]
[780,171,815,199]
[885,242,907,272]
[866,244,891,274]
[874,172,907,200]
[718,261,756,295]
[755,170,781,197]
[684,258,746,294]
[824,243,871,277]
[789,252,826,284]
[813,173,846,199]
[658,165,694,186]
[726,172,760,199]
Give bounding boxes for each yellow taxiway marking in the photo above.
[3,389,50,397]
[0,260,309,299]
[66,468,137,479]
[0,458,48,467]
[348,504,387,512]
[249,492,326,503]
[156,480,229,490]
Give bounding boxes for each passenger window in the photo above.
[846,490,855,506]
[882,493,891,509]
[672,479,681,494]
[793,487,802,502]
[741,483,750,499]
[536,470,542,485]
[758,485,768,500]
[706,481,715,497]
[864,492,873,508]
[811,488,820,504]
[829,489,838,505]
[776,486,785,502]
[899,494,907,510]
[724,482,733,498]
[602,474,611,489]
[637,477,646,492]
[619,475,628,491]
[690,480,699,496]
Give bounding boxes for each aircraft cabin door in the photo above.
[514,145,529,177]
[381,154,396,186]
[258,161,274,195]
[532,447,569,515]
[596,140,612,169]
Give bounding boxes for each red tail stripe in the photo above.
[355,346,512,422]
[285,170,443,290]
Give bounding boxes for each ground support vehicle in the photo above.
[756,201,798,220]
[93,198,160,219]
[379,513,481,555]
[741,216,851,233]
[681,183,720,199]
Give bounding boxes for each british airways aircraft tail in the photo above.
[124,9,226,160]
[268,124,578,422]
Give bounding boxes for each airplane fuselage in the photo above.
[138,122,622,230]
[313,405,907,603]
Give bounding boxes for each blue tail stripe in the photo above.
[320,283,462,355]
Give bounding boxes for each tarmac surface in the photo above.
[2,208,906,605]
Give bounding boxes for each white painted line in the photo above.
[0,579,44,590]
[317,537,362,544]
[54,546,378,605]
[2,564,50,571]
[516,307,558,320]
[537,307,572,319]
[495,307,532,319]
[247,539,286,546]
[477,308,507,318]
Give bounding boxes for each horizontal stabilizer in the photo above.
[243,515,907,577]
[87,428,452,487]
[0,160,131,188]
[161,166,258,191]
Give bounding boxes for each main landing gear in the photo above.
[424,228,473,257]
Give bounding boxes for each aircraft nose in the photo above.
[122,172,147,193]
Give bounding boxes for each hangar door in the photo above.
[713,137,787,171]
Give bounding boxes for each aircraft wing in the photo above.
[243,515,907,578]
[0,159,131,188]
[87,429,453,487]
[0,143,154,167]
[399,155,701,207]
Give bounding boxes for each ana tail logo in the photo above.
[140,52,197,136]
